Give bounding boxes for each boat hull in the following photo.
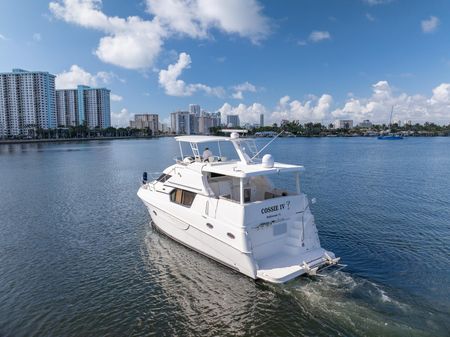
[142,201,258,279]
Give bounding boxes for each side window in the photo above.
[157,174,172,183]
[170,189,196,207]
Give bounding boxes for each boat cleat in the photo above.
[324,252,340,265]
[302,261,319,276]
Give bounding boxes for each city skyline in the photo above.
[1,1,450,126]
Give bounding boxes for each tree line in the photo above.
[211,121,450,137]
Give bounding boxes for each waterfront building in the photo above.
[56,85,111,128]
[0,68,56,137]
[158,122,171,133]
[171,110,191,134]
[189,104,201,116]
[358,120,373,128]
[171,106,221,135]
[260,113,264,127]
[334,119,353,129]
[129,114,159,134]
[226,114,240,128]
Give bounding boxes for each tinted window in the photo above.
[157,174,172,183]
[170,189,196,207]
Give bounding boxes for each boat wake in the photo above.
[138,224,448,337]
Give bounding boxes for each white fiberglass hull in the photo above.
[142,201,257,279]
[140,197,338,283]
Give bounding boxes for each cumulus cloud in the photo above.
[232,81,257,99]
[158,52,224,97]
[146,0,270,44]
[272,94,333,122]
[421,16,439,33]
[111,108,133,127]
[218,81,450,125]
[49,0,166,69]
[55,64,115,89]
[110,94,123,101]
[309,31,331,42]
[49,0,270,69]
[218,102,267,124]
[331,81,450,124]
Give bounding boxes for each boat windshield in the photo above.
[177,139,259,163]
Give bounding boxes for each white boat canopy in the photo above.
[202,161,304,178]
[175,135,230,143]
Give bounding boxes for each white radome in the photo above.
[137,135,340,283]
[262,154,274,168]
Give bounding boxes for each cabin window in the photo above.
[157,174,172,183]
[170,189,196,207]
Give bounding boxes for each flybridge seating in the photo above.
[174,133,304,204]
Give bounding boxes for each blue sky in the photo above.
[0,0,449,126]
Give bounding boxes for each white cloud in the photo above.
[218,81,450,126]
[49,0,166,69]
[55,64,114,89]
[232,81,257,99]
[421,16,439,33]
[32,33,42,42]
[271,94,333,122]
[112,108,133,127]
[309,31,331,42]
[331,81,450,124]
[218,102,267,124]
[111,93,123,101]
[158,52,224,97]
[146,0,270,44]
[0,33,8,41]
[49,0,270,69]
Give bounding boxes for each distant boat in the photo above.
[377,134,403,140]
[378,106,403,140]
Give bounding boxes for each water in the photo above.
[0,137,449,336]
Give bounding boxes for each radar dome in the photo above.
[262,154,274,168]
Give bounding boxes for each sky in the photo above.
[0,0,449,127]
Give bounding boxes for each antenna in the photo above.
[251,130,284,160]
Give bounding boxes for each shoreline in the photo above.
[1,134,448,145]
[0,136,162,145]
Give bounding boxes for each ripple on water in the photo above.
[134,225,448,337]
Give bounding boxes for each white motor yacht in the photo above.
[137,132,340,283]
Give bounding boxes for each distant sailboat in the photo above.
[378,106,403,140]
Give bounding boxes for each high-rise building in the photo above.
[226,114,240,128]
[0,69,56,137]
[171,111,191,134]
[260,113,264,127]
[129,114,159,134]
[56,85,111,128]
[189,104,201,116]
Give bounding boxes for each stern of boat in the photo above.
[245,194,341,283]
